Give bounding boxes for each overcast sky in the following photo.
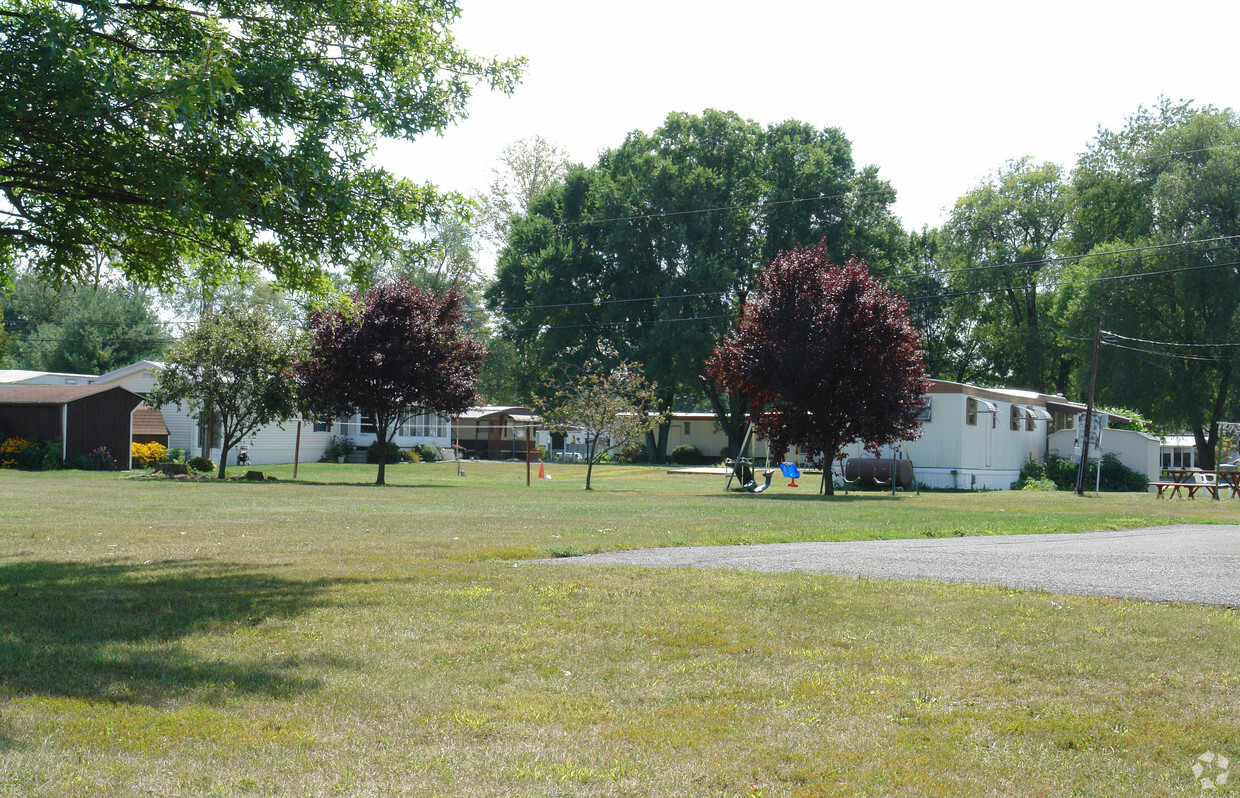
[378,0,1238,238]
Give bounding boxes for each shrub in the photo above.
[614,442,648,464]
[67,446,119,471]
[671,444,702,465]
[39,439,62,470]
[188,456,215,473]
[166,447,186,463]
[132,441,170,469]
[415,443,439,463]
[367,440,401,464]
[19,438,54,470]
[1,437,31,469]
[400,448,422,463]
[1041,453,1149,492]
[1011,455,1053,490]
[65,453,95,470]
[322,434,356,461]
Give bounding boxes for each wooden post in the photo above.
[1077,318,1102,496]
[293,420,301,479]
[526,423,533,487]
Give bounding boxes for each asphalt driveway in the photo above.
[535,524,1240,606]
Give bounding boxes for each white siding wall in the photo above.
[98,364,338,465]
[836,393,1048,490]
[1047,428,1161,483]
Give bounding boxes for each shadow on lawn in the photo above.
[0,559,355,705]
[719,491,886,503]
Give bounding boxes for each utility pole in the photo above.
[1077,318,1102,496]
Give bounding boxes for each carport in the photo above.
[0,385,146,469]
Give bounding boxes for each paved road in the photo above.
[536,525,1240,606]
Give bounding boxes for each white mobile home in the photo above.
[667,379,1158,490]
[836,380,1160,489]
[95,361,452,466]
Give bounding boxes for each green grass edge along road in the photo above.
[2,463,1239,796]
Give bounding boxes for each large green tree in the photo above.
[0,274,166,373]
[0,1,521,290]
[486,110,904,460]
[941,157,1072,391]
[1064,100,1240,467]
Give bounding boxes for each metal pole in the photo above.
[526,423,532,487]
[293,420,301,479]
[1077,318,1102,496]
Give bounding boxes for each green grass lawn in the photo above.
[1,462,1239,796]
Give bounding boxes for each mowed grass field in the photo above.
[1,462,1239,797]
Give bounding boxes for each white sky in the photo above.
[380,0,1238,239]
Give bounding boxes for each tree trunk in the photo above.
[702,380,749,459]
[585,435,597,490]
[821,449,837,496]
[217,442,230,480]
[1193,426,1215,471]
[375,429,389,485]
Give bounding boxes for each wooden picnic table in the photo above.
[1150,468,1240,499]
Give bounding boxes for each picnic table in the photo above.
[1150,468,1240,499]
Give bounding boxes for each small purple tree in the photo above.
[297,278,485,485]
[707,243,929,495]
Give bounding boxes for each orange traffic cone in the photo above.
[538,461,547,479]
[788,478,799,488]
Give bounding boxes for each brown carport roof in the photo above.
[132,406,169,436]
[0,384,122,404]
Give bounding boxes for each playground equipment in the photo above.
[724,423,801,494]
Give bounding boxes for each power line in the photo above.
[486,234,1240,316]
[902,258,1240,304]
[8,238,1240,345]
[1102,330,1240,348]
[1100,340,1239,363]
[530,141,1240,231]
[549,187,893,230]
[505,314,729,335]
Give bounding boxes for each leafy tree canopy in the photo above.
[473,136,571,249]
[941,157,1072,391]
[297,278,484,485]
[487,109,904,460]
[537,362,666,490]
[1063,99,1240,466]
[0,1,522,290]
[0,273,166,373]
[148,303,303,479]
[707,243,929,495]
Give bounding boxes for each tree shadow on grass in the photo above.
[718,491,879,503]
[0,559,356,706]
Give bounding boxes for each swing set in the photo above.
[724,422,802,493]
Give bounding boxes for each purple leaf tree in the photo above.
[297,278,485,485]
[706,242,929,495]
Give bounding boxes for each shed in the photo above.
[0,385,145,469]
